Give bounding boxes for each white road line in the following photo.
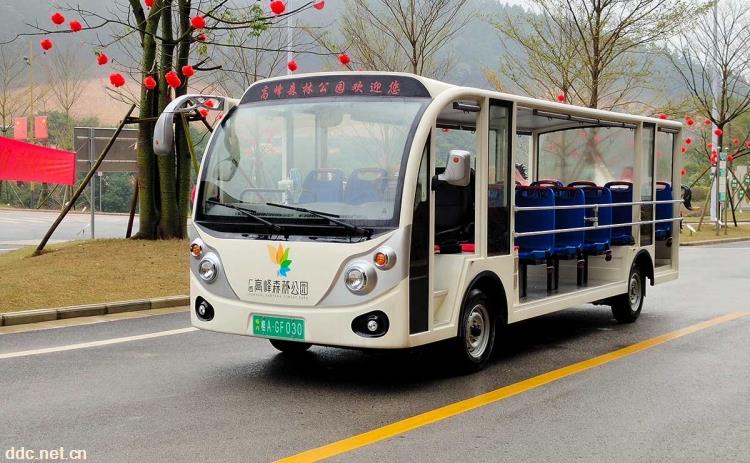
[0,327,198,360]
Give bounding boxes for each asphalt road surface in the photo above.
[1,242,748,463]
[0,209,138,253]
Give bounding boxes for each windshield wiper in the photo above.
[206,199,282,232]
[266,202,372,238]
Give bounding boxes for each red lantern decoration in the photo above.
[707,142,713,149]
[51,12,65,25]
[145,0,155,8]
[338,53,351,66]
[205,100,214,108]
[746,141,750,149]
[270,1,286,15]
[714,128,723,136]
[732,138,740,145]
[658,113,668,120]
[40,39,53,51]
[197,33,208,42]
[165,70,182,89]
[704,118,712,126]
[685,137,692,145]
[109,73,126,88]
[70,20,82,32]
[681,167,686,176]
[287,60,298,72]
[96,52,109,66]
[556,94,565,103]
[681,146,687,153]
[685,116,695,126]
[191,15,206,29]
[143,76,157,90]
[728,154,734,162]
[313,0,325,10]
[181,65,195,77]
[199,109,209,118]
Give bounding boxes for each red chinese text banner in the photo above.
[0,137,76,185]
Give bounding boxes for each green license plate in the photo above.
[252,315,305,340]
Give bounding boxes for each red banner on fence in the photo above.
[13,117,27,140]
[0,137,76,185]
[35,116,49,140]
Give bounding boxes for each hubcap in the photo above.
[628,273,642,309]
[465,304,490,359]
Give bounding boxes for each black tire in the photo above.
[611,264,645,323]
[450,289,496,373]
[269,339,312,354]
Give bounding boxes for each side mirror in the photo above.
[433,150,471,188]
[153,94,238,156]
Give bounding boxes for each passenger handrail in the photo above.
[514,217,682,238]
[514,199,683,212]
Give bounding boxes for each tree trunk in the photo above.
[133,6,162,239]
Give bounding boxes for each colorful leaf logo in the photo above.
[267,244,292,277]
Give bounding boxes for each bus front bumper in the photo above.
[190,274,411,349]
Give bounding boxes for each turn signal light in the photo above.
[190,239,203,258]
[373,247,396,270]
[374,252,388,267]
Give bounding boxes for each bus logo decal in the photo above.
[268,244,293,278]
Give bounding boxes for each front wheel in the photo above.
[450,289,496,373]
[269,339,312,354]
[611,264,645,323]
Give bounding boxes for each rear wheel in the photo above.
[611,264,645,323]
[450,289,496,373]
[269,339,312,354]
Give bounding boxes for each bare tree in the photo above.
[0,44,26,136]
[43,48,89,149]
[490,0,704,110]
[313,0,471,78]
[670,0,750,150]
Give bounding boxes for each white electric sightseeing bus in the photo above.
[154,72,683,371]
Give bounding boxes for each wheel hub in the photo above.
[466,304,490,359]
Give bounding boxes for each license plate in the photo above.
[252,315,305,340]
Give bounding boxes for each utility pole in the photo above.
[286,0,294,76]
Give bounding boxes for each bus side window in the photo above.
[488,101,512,255]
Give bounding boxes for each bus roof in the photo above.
[243,71,683,131]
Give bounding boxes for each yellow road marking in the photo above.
[275,311,750,463]
[0,327,198,360]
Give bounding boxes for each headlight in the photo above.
[344,262,377,294]
[198,254,220,282]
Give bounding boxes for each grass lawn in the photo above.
[1,239,188,313]
[680,224,750,243]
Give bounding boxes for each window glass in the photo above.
[656,131,675,184]
[641,124,655,245]
[488,102,511,255]
[538,127,636,185]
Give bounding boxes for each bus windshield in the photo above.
[197,97,428,235]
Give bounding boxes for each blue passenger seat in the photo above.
[344,168,387,205]
[515,186,555,297]
[569,181,613,284]
[298,169,344,203]
[604,181,635,246]
[655,181,673,243]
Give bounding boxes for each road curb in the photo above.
[681,236,750,247]
[0,295,189,327]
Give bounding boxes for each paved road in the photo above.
[1,243,748,463]
[0,209,138,253]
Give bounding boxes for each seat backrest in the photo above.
[344,168,387,205]
[553,187,585,249]
[656,181,673,233]
[515,186,555,252]
[435,167,474,238]
[298,169,344,203]
[570,184,612,245]
[531,179,564,188]
[604,181,634,242]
